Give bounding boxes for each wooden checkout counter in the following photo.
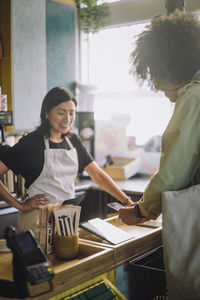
[0,176,162,300]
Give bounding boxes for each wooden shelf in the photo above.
[0,240,115,300]
[79,215,162,266]
[0,216,162,299]
[49,241,115,293]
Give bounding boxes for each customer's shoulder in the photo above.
[179,81,200,108]
[184,80,200,97]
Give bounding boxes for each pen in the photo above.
[73,212,76,234]
[60,215,69,236]
[58,217,64,236]
[67,217,72,235]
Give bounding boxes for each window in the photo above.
[79,23,174,162]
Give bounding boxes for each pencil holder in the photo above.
[55,234,79,260]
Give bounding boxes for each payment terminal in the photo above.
[1,226,54,298]
[6,228,54,284]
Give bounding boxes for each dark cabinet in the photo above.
[0,207,20,238]
[80,189,142,222]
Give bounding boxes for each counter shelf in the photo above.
[79,215,162,266]
[0,215,162,300]
[0,240,115,300]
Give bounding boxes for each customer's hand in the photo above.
[119,206,146,225]
[20,194,47,212]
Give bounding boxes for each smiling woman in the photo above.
[38,87,77,139]
[42,94,76,142]
[46,102,76,141]
[0,86,134,232]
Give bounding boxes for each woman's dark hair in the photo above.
[130,10,200,90]
[38,87,77,136]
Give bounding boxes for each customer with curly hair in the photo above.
[119,10,200,224]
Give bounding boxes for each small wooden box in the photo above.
[101,156,141,180]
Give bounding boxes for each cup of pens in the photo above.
[53,205,81,260]
[54,233,79,260]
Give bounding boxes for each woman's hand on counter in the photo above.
[20,194,47,212]
[126,198,135,206]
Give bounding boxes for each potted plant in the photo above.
[75,0,110,34]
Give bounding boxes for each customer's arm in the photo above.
[119,89,200,224]
[139,91,200,218]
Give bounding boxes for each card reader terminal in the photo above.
[5,227,54,285]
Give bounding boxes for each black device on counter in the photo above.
[0,111,13,145]
[0,226,54,298]
[62,196,85,206]
[0,111,13,126]
[107,202,125,212]
[76,112,95,158]
[6,228,54,285]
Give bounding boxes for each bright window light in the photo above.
[80,23,174,160]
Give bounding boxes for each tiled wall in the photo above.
[46,0,76,93]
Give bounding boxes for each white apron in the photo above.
[162,184,200,300]
[28,136,78,203]
[18,136,78,233]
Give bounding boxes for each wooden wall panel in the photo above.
[0,0,12,111]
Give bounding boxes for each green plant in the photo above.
[75,0,110,34]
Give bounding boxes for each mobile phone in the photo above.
[5,229,54,285]
[107,202,125,212]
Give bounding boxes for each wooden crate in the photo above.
[101,157,140,180]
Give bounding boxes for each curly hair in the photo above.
[130,10,200,90]
[38,87,77,137]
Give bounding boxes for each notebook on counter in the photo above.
[80,217,134,245]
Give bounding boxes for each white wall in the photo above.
[12,0,47,132]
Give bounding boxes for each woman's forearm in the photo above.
[94,173,128,203]
[85,162,134,206]
[87,163,132,204]
[0,180,22,210]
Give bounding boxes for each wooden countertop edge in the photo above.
[46,248,115,299]
[0,222,162,300]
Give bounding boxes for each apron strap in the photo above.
[44,137,49,149]
[64,136,74,150]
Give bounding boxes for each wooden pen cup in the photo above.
[55,234,79,260]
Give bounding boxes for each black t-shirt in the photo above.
[1,130,93,189]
